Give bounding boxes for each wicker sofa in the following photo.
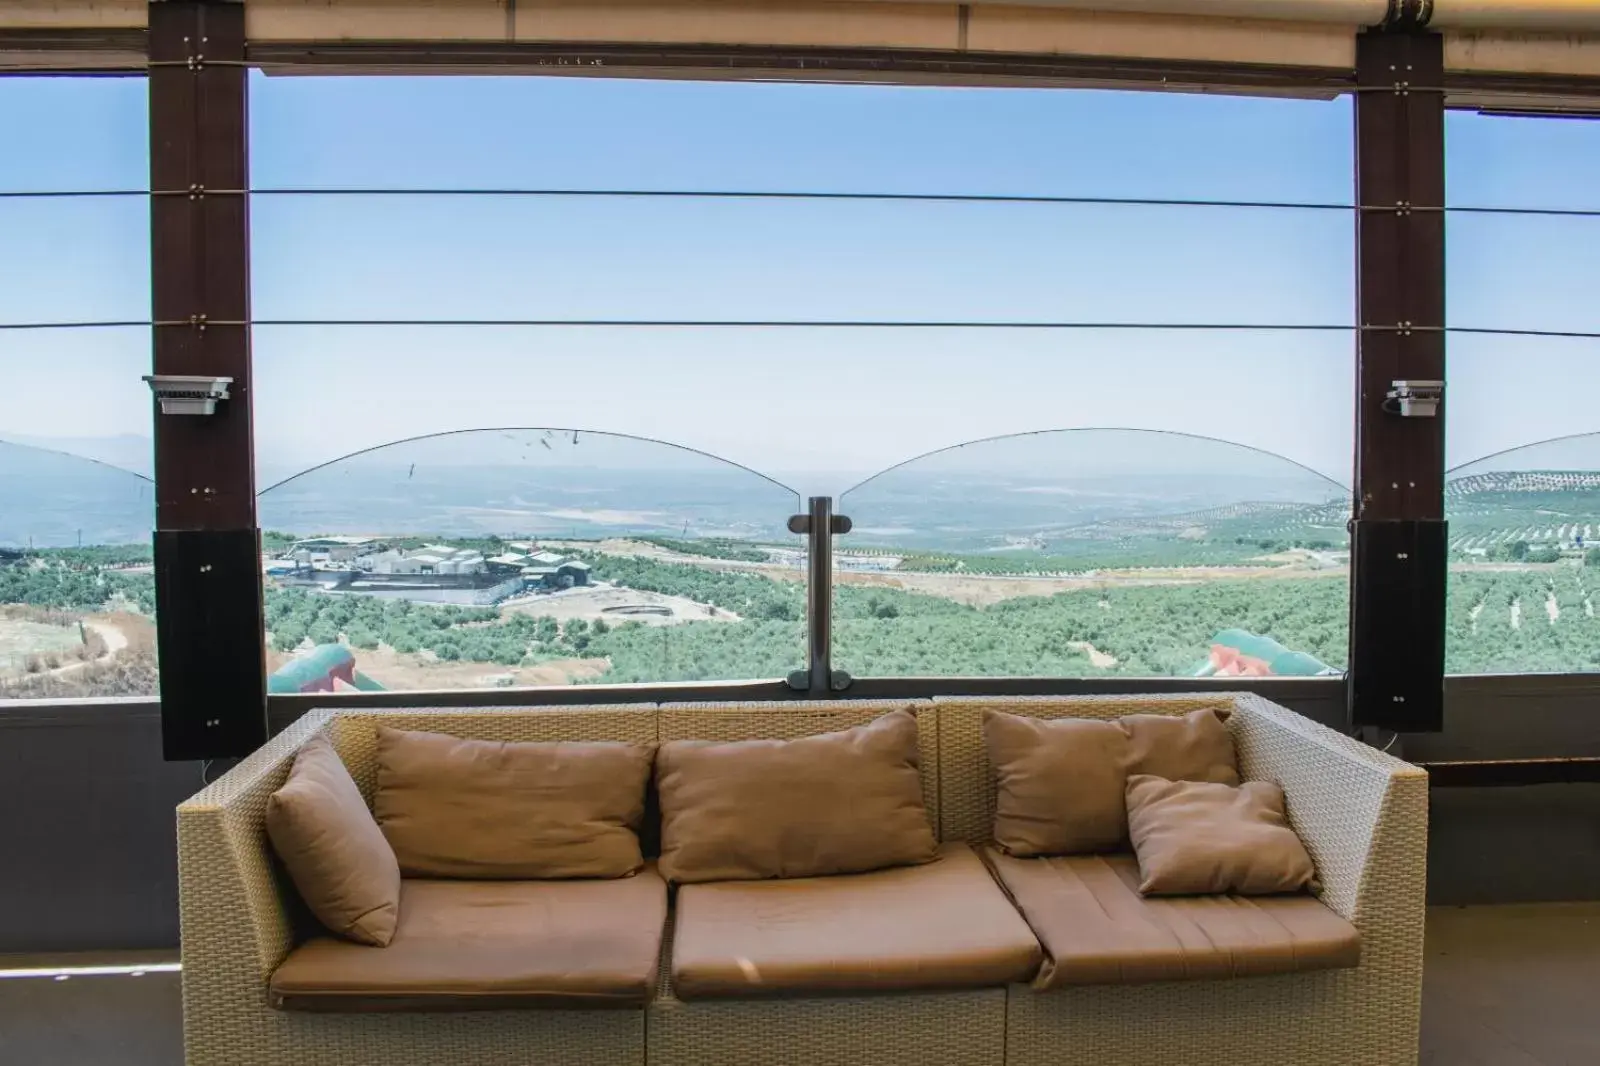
[177,693,1428,1066]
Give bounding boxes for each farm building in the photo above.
[523,559,591,590]
[288,535,383,563]
[366,545,486,577]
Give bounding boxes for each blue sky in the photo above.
[1,72,1597,496]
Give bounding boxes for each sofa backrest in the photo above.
[931,694,1243,844]
[303,695,1262,849]
[657,699,938,836]
[311,700,938,846]
[324,705,659,805]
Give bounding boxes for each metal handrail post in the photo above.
[788,496,851,694]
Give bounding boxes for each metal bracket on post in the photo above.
[786,497,852,695]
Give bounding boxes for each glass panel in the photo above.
[252,324,1354,504]
[251,195,1349,328]
[256,429,803,690]
[1446,334,1598,471]
[1445,112,1600,675]
[252,75,1350,203]
[1446,110,1600,212]
[250,76,1352,492]
[251,76,1352,687]
[1446,434,1600,675]
[1447,211,1600,335]
[836,429,1350,679]
[0,77,148,193]
[0,197,150,327]
[0,77,153,702]
[0,442,156,699]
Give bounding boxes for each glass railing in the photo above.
[1446,433,1600,675]
[255,428,803,692]
[0,440,157,699]
[833,429,1351,679]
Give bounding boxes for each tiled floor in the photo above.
[1420,903,1600,1066]
[2,905,1596,1065]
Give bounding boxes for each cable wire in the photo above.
[4,185,1600,218]
[5,319,1600,338]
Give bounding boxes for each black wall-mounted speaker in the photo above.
[1348,519,1447,733]
[154,529,268,761]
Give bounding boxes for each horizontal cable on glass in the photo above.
[2,187,1354,210]
[2,188,1600,218]
[0,189,147,199]
[0,321,150,331]
[5,320,1600,338]
[1447,326,1600,340]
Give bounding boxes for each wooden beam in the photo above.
[148,0,266,760]
[1355,29,1446,520]
[1348,29,1448,734]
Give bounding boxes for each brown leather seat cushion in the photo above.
[270,869,668,1011]
[985,849,1360,989]
[671,842,1042,1000]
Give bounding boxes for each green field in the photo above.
[6,531,1600,697]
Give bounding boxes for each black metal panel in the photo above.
[154,529,267,760]
[1349,518,1447,731]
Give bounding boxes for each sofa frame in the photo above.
[177,692,1427,1066]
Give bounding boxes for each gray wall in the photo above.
[0,678,1595,953]
[0,700,197,953]
[1409,675,1600,906]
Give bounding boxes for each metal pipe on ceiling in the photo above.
[898,0,1600,32]
[13,1,1600,37]
[945,1,1388,25]
[1430,1,1600,31]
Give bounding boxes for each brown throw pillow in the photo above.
[1122,709,1240,786]
[985,711,1131,856]
[656,709,938,883]
[266,733,400,946]
[373,726,654,879]
[1125,775,1318,896]
[984,707,1239,856]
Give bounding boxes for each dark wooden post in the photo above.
[1349,29,1448,733]
[148,1,266,760]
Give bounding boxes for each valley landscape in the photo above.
[5,433,1599,697]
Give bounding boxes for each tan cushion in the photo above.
[266,733,400,947]
[983,707,1239,857]
[1125,776,1319,896]
[1121,709,1240,786]
[985,849,1358,988]
[985,712,1130,856]
[374,726,654,879]
[656,709,937,883]
[270,869,668,1011]
[671,842,1042,999]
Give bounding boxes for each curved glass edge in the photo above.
[1446,432,1600,675]
[0,441,157,700]
[255,428,805,693]
[834,429,1351,680]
